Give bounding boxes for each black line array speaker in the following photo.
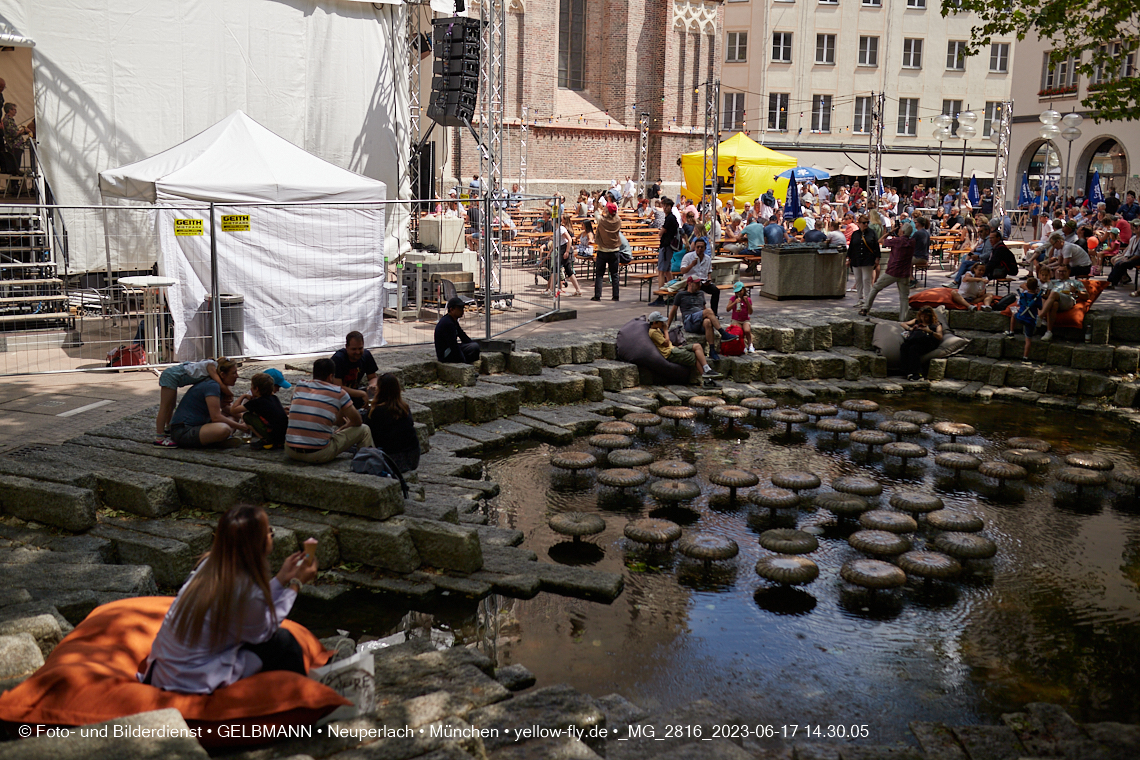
[428,17,482,127]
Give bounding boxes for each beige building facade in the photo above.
[721,0,1014,188]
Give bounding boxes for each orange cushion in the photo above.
[909,287,968,310]
[0,597,349,747]
[999,279,1107,329]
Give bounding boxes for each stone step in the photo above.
[88,523,195,588]
[388,516,483,574]
[507,414,575,444]
[405,387,470,427]
[0,474,97,532]
[516,406,611,435]
[4,562,157,598]
[443,418,533,449]
[0,457,99,491]
[16,447,181,518]
[265,512,340,567]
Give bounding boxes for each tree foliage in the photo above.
[945,0,1140,122]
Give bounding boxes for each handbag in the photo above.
[107,344,146,367]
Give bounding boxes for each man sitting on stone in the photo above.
[647,311,719,379]
[285,358,373,464]
[434,296,480,365]
[666,277,735,362]
[331,330,378,409]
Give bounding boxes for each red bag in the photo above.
[719,324,745,356]
[107,344,147,367]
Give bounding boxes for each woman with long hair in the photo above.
[141,505,317,693]
[365,373,420,473]
[898,306,943,380]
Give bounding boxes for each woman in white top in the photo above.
[141,505,317,694]
[950,262,995,310]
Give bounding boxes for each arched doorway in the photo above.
[1086,138,1128,197]
[1021,140,1061,191]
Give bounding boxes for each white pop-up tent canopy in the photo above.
[99,111,387,361]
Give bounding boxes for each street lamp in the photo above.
[933,115,952,203]
[1060,112,1083,211]
[1038,109,1061,220]
[956,109,977,207]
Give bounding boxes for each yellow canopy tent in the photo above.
[680,133,797,211]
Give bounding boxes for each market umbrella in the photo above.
[784,177,802,221]
[777,167,831,181]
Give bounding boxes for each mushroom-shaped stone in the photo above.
[689,395,726,418]
[1007,436,1050,453]
[1001,448,1051,470]
[1112,467,1140,497]
[859,510,918,534]
[549,512,606,543]
[607,449,655,468]
[657,405,698,427]
[741,397,778,417]
[877,419,920,441]
[597,468,649,491]
[649,479,701,504]
[889,491,944,515]
[649,460,698,480]
[624,412,663,432]
[771,470,821,493]
[755,555,819,586]
[816,418,857,441]
[932,421,976,442]
[840,558,907,590]
[935,452,982,481]
[595,420,638,436]
[925,509,984,533]
[759,528,819,555]
[816,492,871,518]
[847,529,912,557]
[898,550,961,587]
[710,404,750,431]
[882,442,929,472]
[933,532,997,560]
[771,409,809,434]
[978,461,1028,488]
[678,534,739,569]
[893,410,933,425]
[750,487,801,514]
[1064,452,1115,472]
[832,476,883,497]
[840,399,880,420]
[588,433,633,451]
[850,429,893,452]
[936,442,986,455]
[551,451,598,471]
[799,402,839,421]
[709,469,760,502]
[1055,466,1109,495]
[624,518,682,546]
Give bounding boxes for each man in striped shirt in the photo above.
[285,358,373,464]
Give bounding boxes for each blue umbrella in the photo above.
[777,167,831,181]
[784,178,802,221]
[968,175,980,206]
[1018,172,1032,207]
[1089,170,1105,206]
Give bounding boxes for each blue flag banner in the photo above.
[784,179,801,221]
[1018,172,1032,207]
[968,175,980,206]
[1089,170,1105,206]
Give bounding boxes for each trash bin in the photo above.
[205,293,244,357]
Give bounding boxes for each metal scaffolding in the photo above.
[637,112,649,197]
[520,106,528,193]
[478,0,506,294]
[991,100,1013,219]
[408,1,423,201]
[702,80,720,209]
[867,91,884,201]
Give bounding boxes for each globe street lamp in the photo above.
[1038,109,1061,220]
[957,109,977,207]
[933,114,952,203]
[1060,111,1083,211]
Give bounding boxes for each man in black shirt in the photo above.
[984,230,1018,280]
[648,178,661,200]
[1106,190,1121,215]
[331,331,378,408]
[651,197,680,305]
[435,297,480,364]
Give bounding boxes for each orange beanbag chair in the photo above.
[0,597,349,748]
[909,287,968,310]
[999,279,1107,329]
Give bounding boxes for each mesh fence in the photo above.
[0,199,560,375]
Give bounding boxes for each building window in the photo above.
[989,42,1009,73]
[557,0,585,90]
[906,0,926,7]
[815,34,836,64]
[862,0,880,6]
[941,99,963,134]
[726,32,748,63]
[946,41,966,71]
[853,96,872,133]
[983,101,1001,137]
[772,32,793,62]
[768,93,789,130]
[1041,52,1077,92]
[811,95,832,132]
[819,0,838,5]
[723,92,746,130]
[858,36,878,66]
[902,38,923,69]
[897,98,918,135]
[1120,44,1137,78]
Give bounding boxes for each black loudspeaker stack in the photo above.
[428,18,482,128]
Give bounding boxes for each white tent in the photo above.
[99,112,387,361]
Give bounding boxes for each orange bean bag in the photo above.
[0,597,349,748]
[909,287,968,310]
[998,279,1107,329]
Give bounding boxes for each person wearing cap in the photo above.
[667,277,735,361]
[592,201,622,301]
[726,282,754,353]
[331,331,378,409]
[678,237,721,315]
[434,296,480,365]
[647,311,719,379]
[230,371,290,450]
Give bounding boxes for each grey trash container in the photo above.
[206,293,244,357]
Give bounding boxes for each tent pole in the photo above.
[210,203,222,358]
[484,193,492,340]
[101,207,113,290]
